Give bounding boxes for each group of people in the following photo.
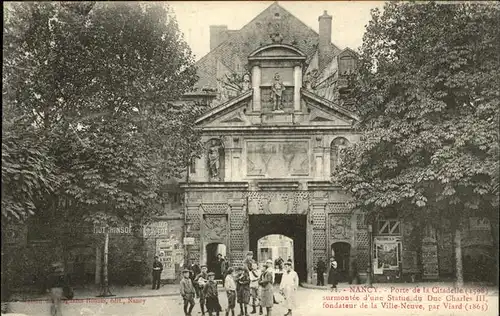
[178,251,299,316]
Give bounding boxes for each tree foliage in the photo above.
[3,2,202,225]
[338,2,499,225]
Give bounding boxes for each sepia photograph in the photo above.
[2,1,499,315]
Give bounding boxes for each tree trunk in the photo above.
[454,224,464,287]
[95,245,101,285]
[98,231,113,297]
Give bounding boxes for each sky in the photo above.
[167,1,386,61]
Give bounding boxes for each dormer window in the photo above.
[338,55,356,76]
[338,49,358,76]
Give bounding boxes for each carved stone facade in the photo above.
[178,27,487,283]
[184,188,363,282]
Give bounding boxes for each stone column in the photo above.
[252,66,261,111]
[293,65,302,111]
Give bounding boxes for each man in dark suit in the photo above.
[152,256,163,290]
[316,258,326,286]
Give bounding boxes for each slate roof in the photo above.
[194,2,342,91]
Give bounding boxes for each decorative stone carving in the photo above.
[270,32,283,44]
[246,141,309,177]
[303,69,319,91]
[247,191,311,214]
[241,73,251,92]
[200,203,229,214]
[203,215,228,241]
[327,202,352,214]
[271,73,286,111]
[313,230,327,249]
[329,214,352,240]
[230,230,245,251]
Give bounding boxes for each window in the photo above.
[338,55,357,76]
[377,219,401,235]
[190,157,196,174]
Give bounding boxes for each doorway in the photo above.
[249,215,307,281]
[331,242,351,282]
[206,243,227,279]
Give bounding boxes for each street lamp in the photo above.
[367,224,374,288]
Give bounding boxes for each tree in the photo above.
[338,2,499,286]
[3,2,202,294]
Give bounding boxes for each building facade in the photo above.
[180,2,495,284]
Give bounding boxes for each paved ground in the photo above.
[3,283,498,316]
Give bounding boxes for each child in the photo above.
[258,262,274,316]
[224,267,237,316]
[249,261,261,314]
[236,266,250,316]
[204,272,222,316]
[195,265,209,316]
[180,269,196,316]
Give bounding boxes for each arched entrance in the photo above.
[249,215,307,281]
[331,242,351,283]
[205,243,227,279]
[257,234,294,284]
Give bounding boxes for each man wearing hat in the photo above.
[258,261,274,316]
[195,264,209,315]
[180,269,196,316]
[279,262,298,316]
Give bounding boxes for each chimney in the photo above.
[210,25,228,51]
[318,10,332,70]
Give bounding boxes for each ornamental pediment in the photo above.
[196,90,357,129]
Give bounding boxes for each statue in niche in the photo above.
[208,139,223,181]
[241,73,251,92]
[331,137,349,173]
[271,73,286,111]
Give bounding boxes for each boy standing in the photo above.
[249,262,261,314]
[204,272,222,316]
[180,269,196,316]
[195,265,209,315]
[236,266,250,316]
[224,267,237,316]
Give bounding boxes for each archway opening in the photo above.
[257,234,294,284]
[249,215,307,281]
[331,242,351,283]
[205,243,227,280]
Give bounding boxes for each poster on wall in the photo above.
[157,238,182,280]
[422,243,439,279]
[374,236,401,272]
